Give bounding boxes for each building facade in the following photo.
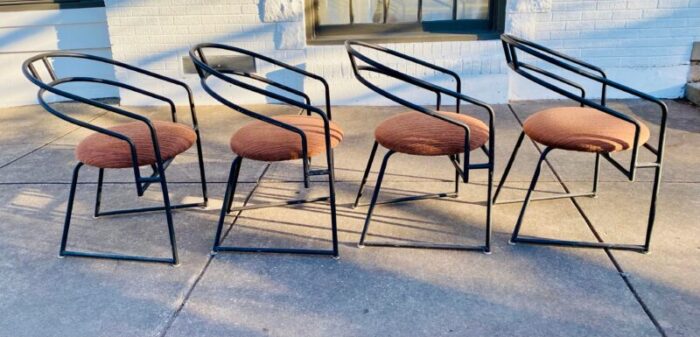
[1,0,698,108]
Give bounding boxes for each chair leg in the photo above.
[93,168,104,218]
[225,157,243,214]
[353,141,379,208]
[326,147,340,257]
[485,154,494,254]
[59,162,84,256]
[592,152,600,196]
[510,147,553,243]
[194,133,209,206]
[452,154,460,195]
[358,150,395,247]
[494,131,525,203]
[643,165,663,252]
[214,157,243,251]
[155,162,179,265]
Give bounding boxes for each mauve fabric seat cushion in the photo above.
[76,121,196,168]
[523,107,650,153]
[374,111,489,156]
[229,115,343,162]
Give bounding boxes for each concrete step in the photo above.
[687,82,700,106]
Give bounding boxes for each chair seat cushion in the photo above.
[230,115,343,162]
[374,111,489,156]
[523,107,650,153]
[76,121,197,168]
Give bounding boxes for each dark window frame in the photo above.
[306,0,507,45]
[0,0,104,12]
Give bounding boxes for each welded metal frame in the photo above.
[22,52,208,265]
[346,40,495,253]
[190,43,339,258]
[497,34,667,253]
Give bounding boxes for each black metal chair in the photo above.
[496,34,667,252]
[346,40,495,253]
[189,43,341,257]
[22,52,208,265]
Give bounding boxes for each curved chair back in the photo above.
[22,52,202,195]
[501,34,667,179]
[189,43,335,183]
[345,40,495,181]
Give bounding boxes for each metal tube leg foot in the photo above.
[353,141,379,208]
[358,150,395,247]
[60,163,84,256]
[214,157,243,252]
[494,131,525,203]
[510,147,553,243]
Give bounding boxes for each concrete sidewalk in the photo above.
[0,100,698,337]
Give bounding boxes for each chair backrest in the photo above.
[345,40,496,181]
[345,40,464,113]
[189,43,335,181]
[22,52,200,196]
[501,34,668,179]
[189,43,332,119]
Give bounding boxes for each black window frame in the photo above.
[0,0,104,12]
[306,0,507,45]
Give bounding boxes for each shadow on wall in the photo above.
[0,7,117,106]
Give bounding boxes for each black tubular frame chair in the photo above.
[23,52,208,265]
[189,43,339,257]
[497,34,667,252]
[346,40,495,253]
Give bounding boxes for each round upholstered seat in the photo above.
[76,121,197,169]
[374,111,489,156]
[523,107,650,153]
[230,115,343,161]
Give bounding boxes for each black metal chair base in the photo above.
[498,142,661,254]
[213,156,340,258]
[354,144,493,254]
[59,158,207,266]
[60,250,177,265]
[509,236,648,253]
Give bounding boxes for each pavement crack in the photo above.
[506,104,668,337]
[158,163,271,337]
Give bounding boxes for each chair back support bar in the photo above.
[501,34,667,180]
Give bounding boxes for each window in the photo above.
[306,0,506,44]
[0,0,104,12]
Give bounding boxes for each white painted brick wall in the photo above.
[103,0,700,106]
